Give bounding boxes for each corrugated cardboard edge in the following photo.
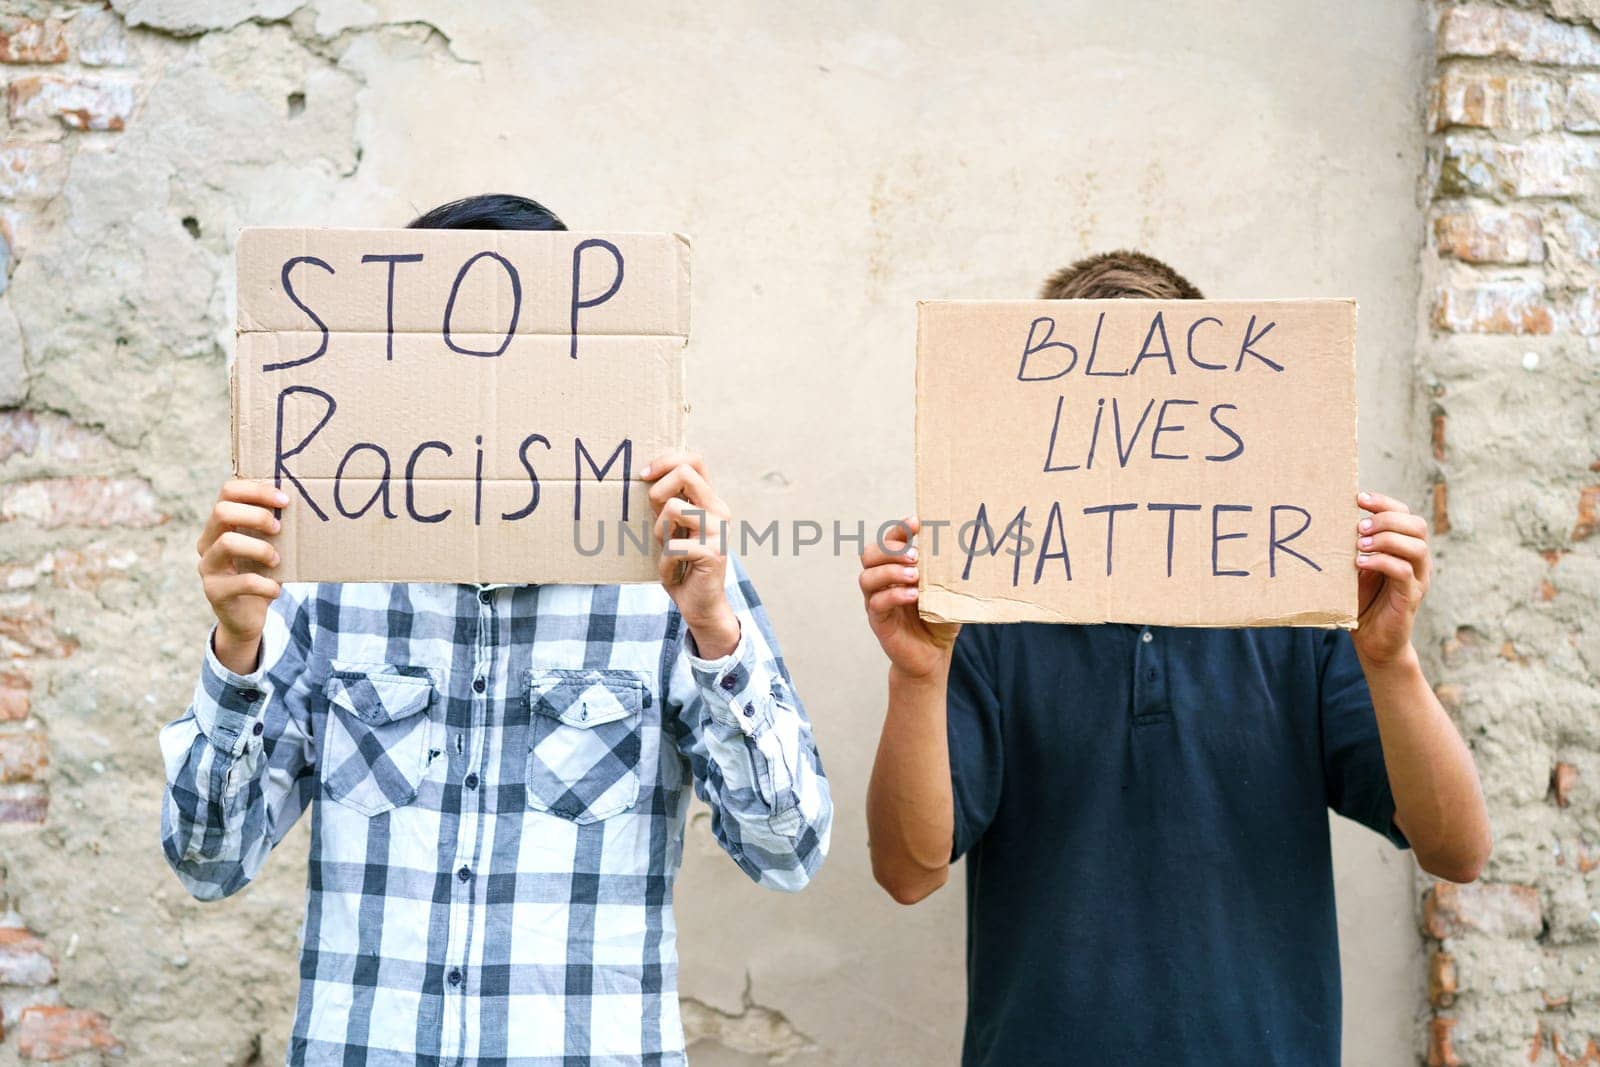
[920,585,1353,629]
[914,297,1361,631]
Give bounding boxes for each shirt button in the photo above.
[447,968,462,987]
[457,865,471,883]
[472,677,486,694]
[719,676,736,692]
[252,721,264,736]
[1141,631,1153,644]
[478,590,492,605]
[240,689,262,703]
[464,773,479,789]
[743,702,754,718]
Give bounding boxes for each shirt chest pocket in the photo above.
[321,665,438,817]
[524,668,648,824]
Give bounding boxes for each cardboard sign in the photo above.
[915,299,1358,628]
[234,228,689,583]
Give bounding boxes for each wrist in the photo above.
[1357,640,1422,680]
[685,603,741,660]
[212,627,262,676]
[889,656,951,692]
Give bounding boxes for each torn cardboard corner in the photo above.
[232,227,691,584]
[914,298,1359,628]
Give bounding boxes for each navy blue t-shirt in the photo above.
[946,623,1407,1067]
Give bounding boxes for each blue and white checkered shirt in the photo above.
[159,559,831,1065]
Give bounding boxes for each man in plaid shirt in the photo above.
[160,195,832,1065]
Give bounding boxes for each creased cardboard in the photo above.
[233,227,689,583]
[915,298,1358,628]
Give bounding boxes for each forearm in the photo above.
[1364,647,1491,882]
[866,662,956,904]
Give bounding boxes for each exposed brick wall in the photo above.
[1422,3,1600,1064]
[0,9,135,1061]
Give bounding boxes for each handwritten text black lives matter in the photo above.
[955,309,1331,587]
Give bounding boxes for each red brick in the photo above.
[0,667,29,721]
[1436,681,1466,714]
[0,927,54,986]
[1553,762,1579,807]
[1433,281,1556,335]
[1438,135,1597,199]
[0,19,67,64]
[66,10,127,68]
[1433,481,1452,537]
[1423,882,1543,940]
[0,596,76,660]
[1556,208,1600,264]
[1575,485,1600,540]
[1573,289,1600,336]
[0,545,139,593]
[1437,4,1600,65]
[1432,410,1448,461]
[0,141,67,201]
[1431,70,1560,132]
[0,782,46,824]
[7,74,133,132]
[1429,951,1458,1007]
[15,1007,120,1061]
[1433,205,1544,264]
[1569,74,1600,133]
[0,476,164,528]
[0,726,45,783]
[1427,1016,1463,1067]
[0,410,116,466]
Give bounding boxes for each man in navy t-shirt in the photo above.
[857,251,1491,1066]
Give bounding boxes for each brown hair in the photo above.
[1039,249,1203,300]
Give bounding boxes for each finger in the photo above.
[199,501,282,554]
[1358,531,1428,567]
[859,562,920,598]
[1359,511,1427,540]
[862,517,920,568]
[1356,551,1417,589]
[658,539,724,583]
[646,462,725,514]
[204,571,282,603]
[221,479,289,509]
[1357,490,1411,516]
[654,496,711,539]
[640,450,707,483]
[867,585,919,616]
[203,483,289,555]
[202,530,279,575]
[653,500,729,550]
[662,533,726,559]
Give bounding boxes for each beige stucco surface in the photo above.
[0,1,1432,1063]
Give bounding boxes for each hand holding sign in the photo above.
[644,450,741,659]
[858,518,961,681]
[1352,490,1432,667]
[196,479,287,674]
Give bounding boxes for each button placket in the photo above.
[1133,629,1168,721]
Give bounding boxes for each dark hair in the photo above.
[408,193,567,231]
[1040,249,1203,300]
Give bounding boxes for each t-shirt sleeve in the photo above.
[947,624,1005,861]
[1319,630,1409,849]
